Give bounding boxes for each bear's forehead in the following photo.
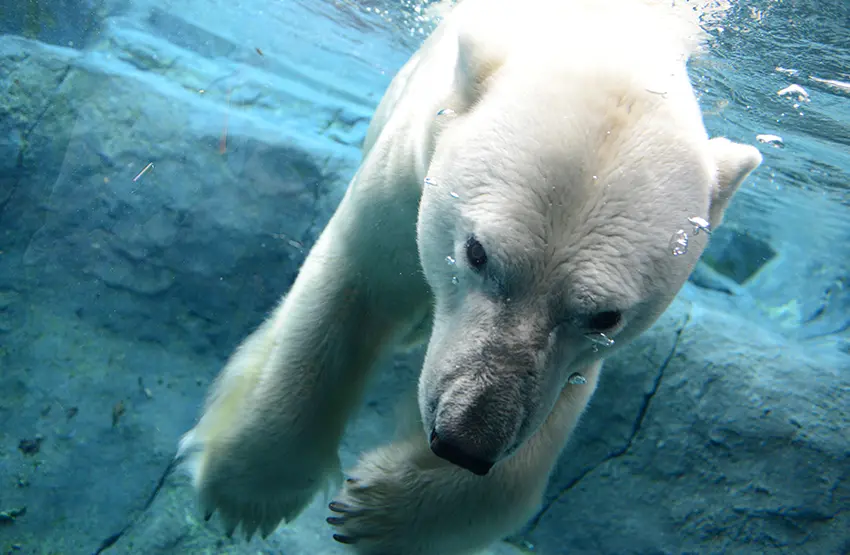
[460,194,679,307]
[441,79,712,238]
[453,132,707,239]
[445,87,709,205]
[445,59,711,190]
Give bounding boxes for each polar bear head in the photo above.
[414,24,762,475]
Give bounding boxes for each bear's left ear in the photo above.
[706,137,763,226]
[455,26,509,107]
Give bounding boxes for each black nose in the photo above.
[429,429,494,476]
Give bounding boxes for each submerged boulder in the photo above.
[0,22,373,358]
[522,285,849,555]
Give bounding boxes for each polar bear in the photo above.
[176,0,762,553]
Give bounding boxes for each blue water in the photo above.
[0,1,847,554]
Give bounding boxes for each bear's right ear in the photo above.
[707,137,763,226]
[455,28,508,106]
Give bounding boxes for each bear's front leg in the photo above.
[327,362,602,555]
[177,170,430,540]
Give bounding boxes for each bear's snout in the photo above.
[429,428,495,476]
[428,375,527,475]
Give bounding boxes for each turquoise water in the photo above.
[0,1,847,554]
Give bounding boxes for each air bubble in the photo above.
[777,84,809,102]
[585,332,615,348]
[756,134,783,147]
[669,229,689,256]
[586,332,615,353]
[568,372,588,385]
[687,216,711,235]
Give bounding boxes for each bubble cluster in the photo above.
[687,216,712,235]
[568,372,588,385]
[360,0,449,47]
[669,215,712,257]
[669,229,689,256]
[585,332,615,352]
[777,84,810,104]
[756,134,783,147]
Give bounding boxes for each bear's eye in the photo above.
[588,310,621,331]
[465,236,488,269]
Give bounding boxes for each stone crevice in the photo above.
[0,63,74,220]
[93,458,177,553]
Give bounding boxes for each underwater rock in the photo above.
[746,241,850,343]
[700,226,777,285]
[523,292,849,555]
[699,213,849,345]
[0,7,391,552]
[0,27,371,358]
[0,0,107,50]
[688,261,745,295]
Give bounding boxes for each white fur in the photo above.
[177,0,761,552]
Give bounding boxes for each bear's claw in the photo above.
[329,501,358,514]
[333,533,359,545]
